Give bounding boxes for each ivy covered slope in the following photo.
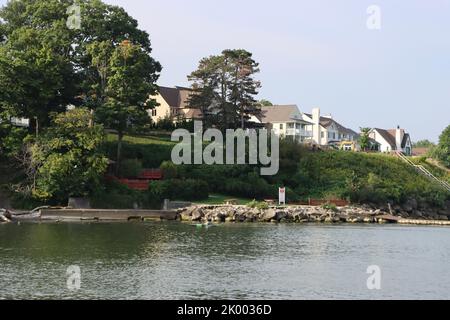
[100,135,450,212]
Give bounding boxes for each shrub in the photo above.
[246,200,269,210]
[160,161,178,179]
[148,179,209,204]
[119,159,143,178]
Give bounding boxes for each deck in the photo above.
[40,208,178,222]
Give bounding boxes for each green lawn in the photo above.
[193,194,253,205]
[106,133,175,146]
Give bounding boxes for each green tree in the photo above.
[187,49,261,130]
[434,125,450,168]
[413,140,436,148]
[359,127,371,151]
[0,0,159,131]
[0,0,78,131]
[95,41,160,174]
[258,99,273,106]
[30,108,108,202]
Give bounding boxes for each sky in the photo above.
[2,0,449,142]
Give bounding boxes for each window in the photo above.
[321,132,324,138]
[151,109,157,117]
[333,133,336,140]
[280,124,284,130]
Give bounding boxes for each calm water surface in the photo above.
[1,222,450,300]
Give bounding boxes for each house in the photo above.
[258,105,313,142]
[369,126,412,155]
[0,117,30,128]
[149,86,202,124]
[302,108,359,147]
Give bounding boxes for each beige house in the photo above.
[149,86,202,124]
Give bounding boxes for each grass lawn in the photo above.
[106,133,175,146]
[193,194,253,205]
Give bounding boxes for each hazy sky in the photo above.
[2,0,449,141]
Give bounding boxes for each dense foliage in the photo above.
[29,108,108,202]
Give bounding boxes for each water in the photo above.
[1,222,450,300]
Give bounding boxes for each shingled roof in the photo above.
[260,105,312,124]
[158,86,192,109]
[304,113,358,137]
[373,128,410,148]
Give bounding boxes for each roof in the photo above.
[304,113,358,137]
[373,128,397,147]
[260,105,311,124]
[158,86,193,109]
[412,147,430,156]
[373,128,410,148]
[183,108,202,119]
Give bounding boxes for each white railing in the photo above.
[396,152,450,192]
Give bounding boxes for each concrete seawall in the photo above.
[40,209,178,222]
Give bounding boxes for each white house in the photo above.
[369,126,412,155]
[258,105,313,142]
[302,108,359,146]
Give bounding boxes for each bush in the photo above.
[160,161,178,179]
[246,200,269,210]
[119,159,143,178]
[148,179,209,204]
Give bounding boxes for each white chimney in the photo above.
[312,108,321,145]
[395,125,403,151]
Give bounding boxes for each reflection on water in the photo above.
[1,222,450,299]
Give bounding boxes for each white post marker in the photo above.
[279,187,286,205]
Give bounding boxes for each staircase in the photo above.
[396,152,450,192]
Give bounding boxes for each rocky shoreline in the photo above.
[177,204,450,225]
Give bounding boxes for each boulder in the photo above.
[260,209,277,222]
[191,208,204,221]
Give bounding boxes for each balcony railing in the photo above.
[286,129,312,137]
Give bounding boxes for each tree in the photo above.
[413,140,436,148]
[0,0,159,131]
[187,49,261,130]
[28,108,108,202]
[95,41,160,174]
[0,0,79,131]
[258,99,273,107]
[434,125,450,168]
[359,127,371,151]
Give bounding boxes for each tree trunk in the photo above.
[115,131,124,176]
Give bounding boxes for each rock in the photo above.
[363,217,375,223]
[191,208,204,221]
[0,214,11,223]
[260,209,277,222]
[275,210,287,221]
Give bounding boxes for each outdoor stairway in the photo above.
[396,152,450,192]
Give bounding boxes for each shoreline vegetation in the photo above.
[0,1,448,220]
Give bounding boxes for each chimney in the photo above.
[312,108,321,145]
[395,125,403,151]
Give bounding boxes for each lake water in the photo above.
[1,222,450,300]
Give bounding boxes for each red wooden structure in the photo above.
[106,169,163,191]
